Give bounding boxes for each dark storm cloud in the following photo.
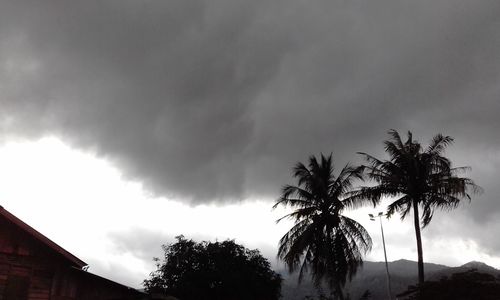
[1,0,500,217]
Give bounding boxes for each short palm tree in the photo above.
[274,154,372,299]
[357,130,480,285]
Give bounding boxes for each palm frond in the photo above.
[340,216,372,253]
[386,195,412,220]
[276,206,318,223]
[387,129,404,149]
[357,152,385,169]
[273,185,315,209]
[332,164,365,197]
[342,187,382,209]
[426,134,454,155]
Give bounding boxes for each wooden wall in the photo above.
[0,216,146,300]
[0,215,68,300]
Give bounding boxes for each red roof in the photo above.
[0,206,87,268]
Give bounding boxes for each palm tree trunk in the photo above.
[412,200,424,285]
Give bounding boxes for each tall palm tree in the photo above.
[274,154,372,299]
[357,130,481,285]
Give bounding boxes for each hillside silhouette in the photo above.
[280,260,500,300]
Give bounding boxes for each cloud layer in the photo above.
[1,0,500,254]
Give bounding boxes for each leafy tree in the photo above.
[274,154,372,300]
[398,270,500,300]
[143,236,282,300]
[356,130,480,285]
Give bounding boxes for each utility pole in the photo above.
[369,212,393,300]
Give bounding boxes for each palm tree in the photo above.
[274,154,372,299]
[357,130,480,285]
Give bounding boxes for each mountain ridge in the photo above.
[279,260,500,300]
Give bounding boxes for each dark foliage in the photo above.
[143,236,282,300]
[358,290,372,300]
[274,154,372,299]
[303,289,371,300]
[398,270,500,300]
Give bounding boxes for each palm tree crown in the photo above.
[357,130,481,284]
[274,154,372,299]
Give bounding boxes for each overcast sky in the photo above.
[1,0,500,289]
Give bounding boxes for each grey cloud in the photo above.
[106,229,237,263]
[107,228,171,262]
[424,208,500,256]
[107,228,281,274]
[0,0,499,216]
[0,0,294,201]
[85,256,150,289]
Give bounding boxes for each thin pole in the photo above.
[379,215,393,300]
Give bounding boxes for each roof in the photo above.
[71,267,147,295]
[0,205,87,268]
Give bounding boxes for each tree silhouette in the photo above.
[143,236,282,300]
[356,130,480,285]
[274,154,372,299]
[359,290,372,300]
